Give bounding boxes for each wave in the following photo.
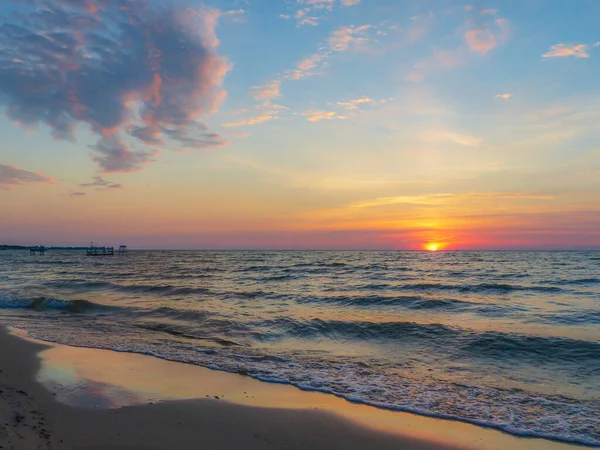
[353,282,565,294]
[530,310,600,325]
[135,321,252,347]
[266,318,600,362]
[0,296,110,313]
[547,278,600,286]
[295,294,476,310]
[44,280,214,296]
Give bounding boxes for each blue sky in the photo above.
[1,0,599,249]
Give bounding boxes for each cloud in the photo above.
[299,0,335,7]
[0,0,230,173]
[542,44,590,58]
[289,0,360,26]
[285,24,373,80]
[222,113,278,127]
[250,80,282,101]
[464,18,508,55]
[230,81,286,127]
[0,164,54,189]
[464,29,495,54]
[348,194,453,209]
[337,96,377,110]
[301,110,346,122]
[494,93,512,99]
[68,190,87,198]
[80,175,122,190]
[89,135,158,173]
[595,42,600,47]
[425,130,482,146]
[221,9,247,23]
[479,9,497,15]
[406,48,465,82]
[329,25,373,51]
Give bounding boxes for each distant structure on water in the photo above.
[118,245,128,255]
[30,246,46,255]
[86,242,114,256]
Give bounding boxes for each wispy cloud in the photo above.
[0,164,55,190]
[424,130,483,146]
[0,0,230,173]
[406,48,465,82]
[336,96,378,110]
[301,110,347,122]
[348,194,453,208]
[494,93,512,99]
[479,9,497,15]
[222,113,279,127]
[68,190,87,198]
[329,25,373,51]
[80,176,123,190]
[221,9,247,23]
[542,43,590,58]
[464,17,509,55]
[285,24,374,80]
[250,80,282,101]
[291,0,360,26]
[226,80,286,127]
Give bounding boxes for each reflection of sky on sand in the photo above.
[40,364,144,408]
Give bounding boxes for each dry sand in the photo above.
[0,326,588,450]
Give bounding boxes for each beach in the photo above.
[0,326,588,450]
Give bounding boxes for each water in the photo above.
[1,250,599,445]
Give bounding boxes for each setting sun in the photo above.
[426,243,441,252]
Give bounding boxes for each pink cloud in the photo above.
[0,164,55,190]
[0,0,230,173]
[250,80,282,101]
[464,18,508,55]
[542,44,590,58]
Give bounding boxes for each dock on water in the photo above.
[86,243,114,256]
[30,246,46,255]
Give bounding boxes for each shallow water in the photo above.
[1,250,599,445]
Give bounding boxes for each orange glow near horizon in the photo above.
[426,243,441,252]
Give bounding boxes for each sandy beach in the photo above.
[0,326,588,450]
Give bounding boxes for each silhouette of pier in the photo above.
[86,243,114,256]
[30,246,46,255]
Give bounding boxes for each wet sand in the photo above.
[0,326,587,449]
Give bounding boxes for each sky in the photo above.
[0,0,599,250]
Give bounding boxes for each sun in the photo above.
[425,243,441,252]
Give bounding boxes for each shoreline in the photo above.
[0,326,591,449]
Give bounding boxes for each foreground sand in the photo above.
[0,327,587,450]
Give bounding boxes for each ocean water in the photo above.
[0,250,599,445]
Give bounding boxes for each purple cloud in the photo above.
[0,0,229,172]
[80,175,123,189]
[68,190,87,198]
[0,164,54,189]
[89,135,157,173]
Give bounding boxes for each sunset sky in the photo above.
[1,0,599,249]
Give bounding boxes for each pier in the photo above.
[30,246,46,255]
[86,243,114,256]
